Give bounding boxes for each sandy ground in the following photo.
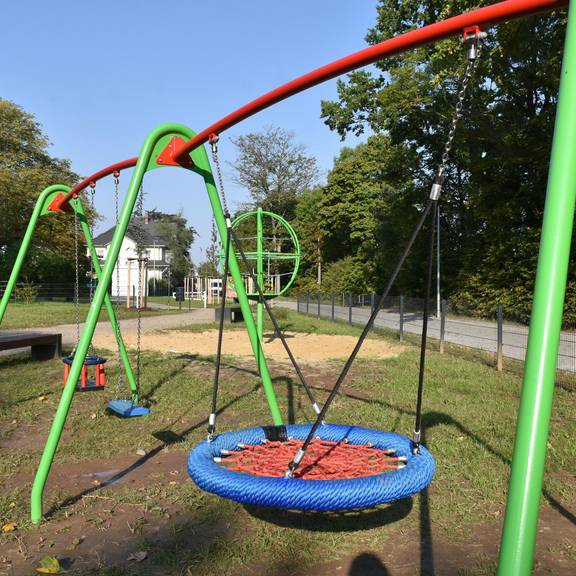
[93,329,404,362]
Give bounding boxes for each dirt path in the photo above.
[12,308,215,349]
[93,329,405,362]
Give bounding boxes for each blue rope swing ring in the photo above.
[188,424,435,511]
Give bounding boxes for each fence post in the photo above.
[306,293,310,315]
[497,304,504,371]
[331,293,335,321]
[371,292,375,312]
[317,293,321,318]
[440,299,447,353]
[348,294,353,324]
[399,295,404,341]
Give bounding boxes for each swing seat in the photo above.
[63,354,107,391]
[188,424,435,511]
[107,399,150,418]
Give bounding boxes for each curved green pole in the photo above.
[256,207,264,374]
[31,124,282,523]
[497,4,576,574]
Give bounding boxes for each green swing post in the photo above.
[256,207,264,372]
[31,124,282,523]
[498,3,576,574]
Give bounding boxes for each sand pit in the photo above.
[93,329,404,362]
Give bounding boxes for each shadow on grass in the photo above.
[45,381,261,519]
[350,553,390,575]
[244,498,413,532]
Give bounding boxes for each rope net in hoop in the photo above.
[217,439,404,480]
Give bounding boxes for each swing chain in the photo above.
[431,29,484,200]
[135,183,145,391]
[86,182,97,356]
[113,171,125,394]
[209,134,230,215]
[73,202,80,351]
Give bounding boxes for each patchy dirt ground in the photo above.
[1,335,574,576]
[93,330,405,362]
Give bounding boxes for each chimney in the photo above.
[143,211,150,225]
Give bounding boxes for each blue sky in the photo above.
[1,1,378,262]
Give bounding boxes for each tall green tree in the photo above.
[230,125,319,220]
[0,98,82,283]
[319,1,567,315]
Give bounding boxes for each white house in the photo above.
[91,213,172,299]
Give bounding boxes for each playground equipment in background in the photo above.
[20,1,576,574]
[182,276,223,306]
[126,257,149,309]
[228,208,300,373]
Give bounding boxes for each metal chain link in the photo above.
[431,35,483,199]
[89,182,96,355]
[113,172,125,395]
[209,136,230,215]
[73,204,80,352]
[134,183,145,392]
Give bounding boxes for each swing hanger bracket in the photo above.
[462,26,486,61]
[156,136,196,170]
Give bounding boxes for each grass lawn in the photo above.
[0,311,574,575]
[0,301,180,330]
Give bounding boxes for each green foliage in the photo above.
[230,125,319,220]
[13,279,38,304]
[0,98,82,284]
[314,2,568,319]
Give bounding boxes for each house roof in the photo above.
[92,218,169,247]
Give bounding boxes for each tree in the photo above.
[197,220,220,277]
[0,98,82,283]
[145,209,196,286]
[319,2,567,316]
[230,126,319,220]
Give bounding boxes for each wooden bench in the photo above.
[0,331,62,360]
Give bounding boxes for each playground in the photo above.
[0,309,574,575]
[1,0,576,574]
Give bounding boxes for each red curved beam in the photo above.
[173,0,567,161]
[51,0,567,212]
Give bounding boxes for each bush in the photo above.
[13,280,39,304]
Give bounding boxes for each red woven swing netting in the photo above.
[218,438,403,480]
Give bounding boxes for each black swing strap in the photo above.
[207,215,233,439]
[285,200,434,476]
[229,226,323,416]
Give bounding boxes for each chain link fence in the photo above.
[293,293,576,377]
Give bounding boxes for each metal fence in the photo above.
[293,293,576,375]
[0,281,96,304]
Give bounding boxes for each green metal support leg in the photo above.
[256,207,264,374]
[497,4,576,574]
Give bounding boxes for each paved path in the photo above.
[279,300,576,373]
[2,308,215,353]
